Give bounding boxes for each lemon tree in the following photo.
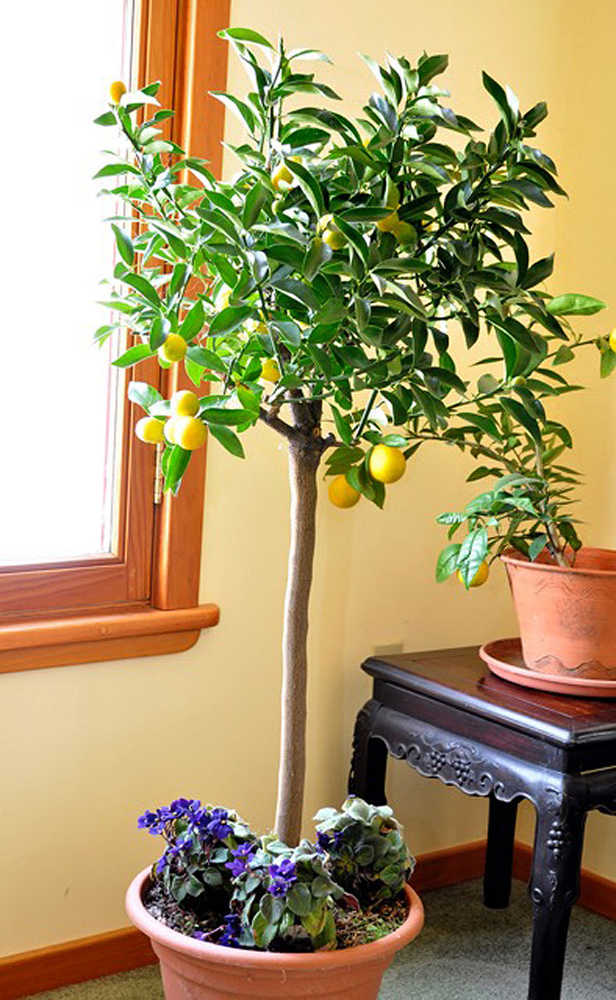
[94,28,610,843]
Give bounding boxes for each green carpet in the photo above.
[25,880,616,999]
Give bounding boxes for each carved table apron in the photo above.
[348,646,616,1000]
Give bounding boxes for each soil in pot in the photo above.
[144,878,408,952]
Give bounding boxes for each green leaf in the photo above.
[218,27,274,48]
[243,182,268,228]
[529,534,548,561]
[501,397,541,444]
[128,381,162,412]
[164,445,191,494]
[521,254,554,289]
[208,424,245,458]
[283,157,325,217]
[179,300,205,341]
[123,273,161,308]
[418,53,449,85]
[112,343,153,367]
[482,71,514,133]
[142,139,174,154]
[111,224,135,266]
[332,215,369,267]
[94,162,141,179]
[600,349,616,379]
[286,883,312,917]
[94,111,116,126]
[209,306,253,336]
[186,345,226,373]
[546,293,607,316]
[200,407,254,426]
[303,237,333,280]
[457,528,489,588]
[210,91,256,132]
[436,543,461,582]
[332,406,352,445]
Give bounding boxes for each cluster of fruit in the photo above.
[135,390,206,451]
[271,164,414,248]
[327,445,406,508]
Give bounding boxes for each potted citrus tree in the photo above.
[94,26,610,995]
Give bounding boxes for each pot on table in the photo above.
[502,546,616,679]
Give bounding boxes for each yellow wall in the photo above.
[1,0,614,958]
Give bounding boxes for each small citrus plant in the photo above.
[94,27,609,841]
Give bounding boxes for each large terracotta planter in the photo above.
[502,546,616,678]
[126,868,424,999]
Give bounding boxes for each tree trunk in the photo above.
[274,440,320,846]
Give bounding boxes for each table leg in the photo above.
[348,699,388,805]
[484,794,518,909]
[527,797,586,1000]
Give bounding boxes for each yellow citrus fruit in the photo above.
[164,418,180,445]
[369,444,406,484]
[457,561,490,589]
[261,358,281,382]
[609,328,616,353]
[171,390,199,417]
[109,81,126,104]
[135,416,164,444]
[158,334,187,364]
[376,210,400,233]
[271,163,293,191]
[391,220,417,245]
[174,416,207,450]
[322,228,346,250]
[328,475,360,508]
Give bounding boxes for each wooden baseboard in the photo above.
[2,840,614,999]
[412,839,487,892]
[0,927,155,1000]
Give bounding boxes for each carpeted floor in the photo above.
[25,879,616,999]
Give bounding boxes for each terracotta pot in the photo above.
[126,868,424,999]
[502,547,616,678]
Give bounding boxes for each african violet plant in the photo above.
[95,27,610,843]
[138,796,413,950]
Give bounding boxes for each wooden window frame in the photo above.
[0,0,230,673]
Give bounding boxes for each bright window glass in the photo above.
[1,0,135,565]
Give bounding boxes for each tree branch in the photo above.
[258,406,298,443]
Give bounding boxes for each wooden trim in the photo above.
[0,605,218,673]
[151,0,231,610]
[0,629,202,672]
[0,927,156,1000]
[3,839,615,999]
[412,839,487,893]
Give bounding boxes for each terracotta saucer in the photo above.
[479,638,616,699]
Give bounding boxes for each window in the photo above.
[0,0,230,671]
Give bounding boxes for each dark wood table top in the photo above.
[363,646,616,749]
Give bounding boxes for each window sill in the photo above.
[0,604,220,673]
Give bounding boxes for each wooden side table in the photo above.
[348,646,616,1000]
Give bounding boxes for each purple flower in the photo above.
[207,807,232,840]
[225,843,255,878]
[316,830,343,852]
[267,859,297,897]
[193,930,206,941]
[219,913,241,948]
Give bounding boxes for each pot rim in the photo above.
[126,867,424,969]
[500,546,616,577]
